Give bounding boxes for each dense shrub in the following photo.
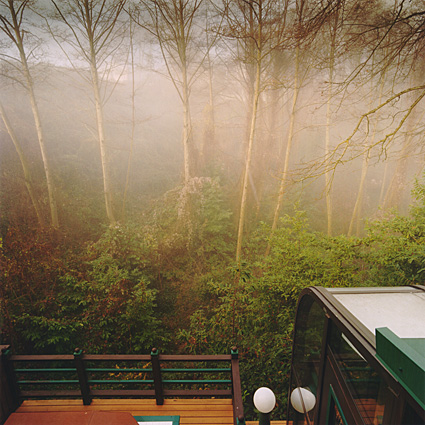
[178,184,425,419]
[0,225,166,353]
[1,175,424,419]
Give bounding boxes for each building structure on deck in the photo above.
[287,285,425,425]
[1,285,424,425]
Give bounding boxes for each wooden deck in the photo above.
[246,422,286,425]
[7,399,235,425]
[0,346,250,425]
[5,399,287,425]
[1,347,288,425]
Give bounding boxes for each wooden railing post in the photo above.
[151,347,164,405]
[231,347,245,425]
[74,348,91,405]
[1,345,20,424]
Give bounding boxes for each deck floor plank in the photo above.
[14,399,235,425]
[12,399,287,425]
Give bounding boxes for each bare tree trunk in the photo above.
[0,102,45,227]
[325,77,334,235]
[8,3,59,228]
[200,15,216,171]
[347,150,369,236]
[138,0,206,186]
[266,46,300,256]
[252,93,268,219]
[91,65,115,225]
[265,54,282,165]
[85,1,116,225]
[236,47,262,263]
[182,66,192,184]
[382,132,412,211]
[325,7,338,236]
[207,49,216,148]
[348,71,385,236]
[50,0,128,226]
[378,159,390,207]
[122,15,136,219]
[27,77,59,229]
[176,6,193,185]
[383,97,425,211]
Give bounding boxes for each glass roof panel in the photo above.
[333,291,425,339]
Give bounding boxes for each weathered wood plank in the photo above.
[246,422,287,425]
[10,355,74,361]
[17,405,233,414]
[18,398,233,407]
[179,419,233,425]
[11,399,289,425]
[139,409,231,414]
[5,411,140,425]
[95,398,233,405]
[4,411,94,425]
[159,355,231,361]
[15,398,235,424]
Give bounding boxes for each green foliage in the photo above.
[177,264,293,420]
[145,177,234,262]
[136,177,235,334]
[255,211,365,306]
[178,183,425,419]
[81,224,167,352]
[0,225,166,354]
[364,218,425,286]
[2,175,425,420]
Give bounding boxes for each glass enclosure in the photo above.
[402,402,424,425]
[287,287,425,425]
[326,387,347,425]
[329,323,387,425]
[289,295,325,424]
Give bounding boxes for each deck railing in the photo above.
[0,345,245,425]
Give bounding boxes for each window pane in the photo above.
[327,389,347,425]
[401,402,425,425]
[291,297,325,424]
[329,325,386,425]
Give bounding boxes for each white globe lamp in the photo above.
[290,387,316,414]
[253,387,276,413]
[253,387,276,425]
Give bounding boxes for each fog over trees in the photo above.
[1,0,424,239]
[1,0,425,419]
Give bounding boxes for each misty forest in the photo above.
[1,0,425,419]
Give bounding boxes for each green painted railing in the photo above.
[0,345,245,425]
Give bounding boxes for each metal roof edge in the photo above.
[376,327,425,411]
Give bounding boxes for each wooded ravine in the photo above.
[1,0,425,420]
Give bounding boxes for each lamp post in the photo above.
[253,387,276,425]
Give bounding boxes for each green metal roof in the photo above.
[376,327,425,411]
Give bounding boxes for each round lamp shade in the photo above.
[290,387,316,413]
[253,387,276,414]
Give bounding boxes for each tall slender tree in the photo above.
[323,3,339,236]
[266,0,325,253]
[266,45,300,256]
[0,101,45,227]
[121,7,136,220]
[0,0,59,228]
[136,0,209,185]
[319,1,425,205]
[266,0,321,253]
[49,0,128,226]
[347,64,386,236]
[219,0,290,263]
[200,3,217,172]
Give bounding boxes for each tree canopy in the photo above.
[1,0,425,420]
